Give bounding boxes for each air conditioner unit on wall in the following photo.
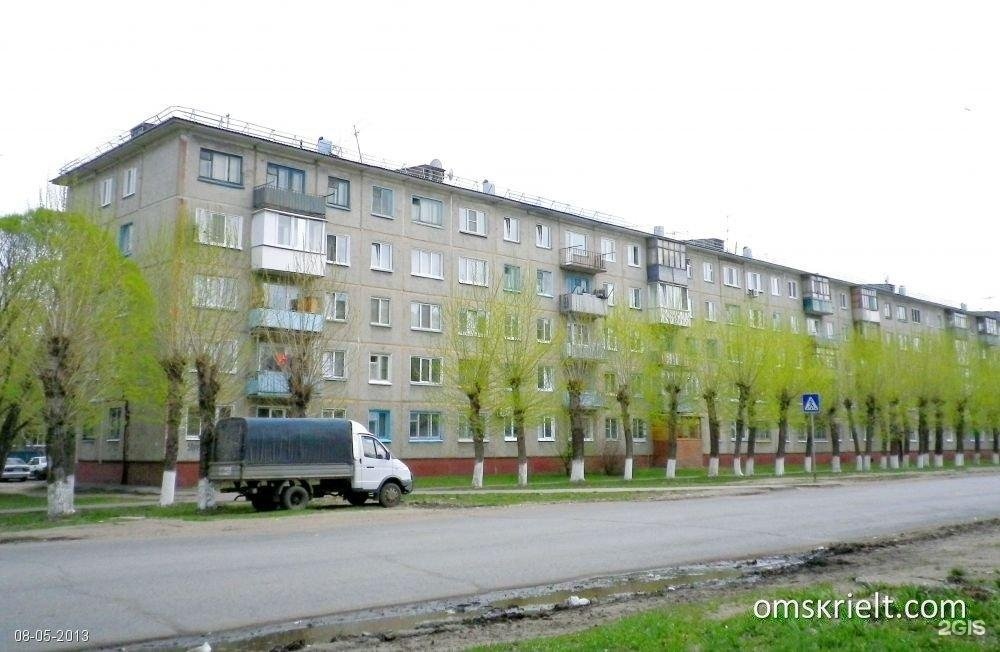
[748,288,762,297]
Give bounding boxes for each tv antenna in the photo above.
[353,124,363,162]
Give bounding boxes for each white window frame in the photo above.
[460,207,488,236]
[605,417,620,441]
[368,353,391,384]
[626,244,641,267]
[603,282,615,306]
[536,269,554,297]
[703,262,715,283]
[411,248,444,279]
[321,408,348,419]
[787,280,799,299]
[503,264,523,292]
[99,177,113,207]
[196,208,243,249]
[771,276,781,296]
[409,411,443,442]
[193,275,239,310]
[410,302,442,332]
[458,257,489,286]
[628,287,642,310]
[535,223,552,249]
[631,417,648,442]
[536,365,554,392]
[326,176,350,210]
[746,272,762,292]
[322,350,347,380]
[723,266,740,288]
[371,241,393,272]
[503,216,520,242]
[704,300,718,322]
[326,233,350,266]
[410,356,443,385]
[536,317,552,343]
[412,195,444,227]
[370,296,391,327]
[371,185,395,218]
[325,292,348,322]
[122,167,137,198]
[537,416,556,442]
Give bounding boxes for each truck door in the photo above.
[357,436,392,490]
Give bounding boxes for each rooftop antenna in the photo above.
[724,214,731,253]
[353,124,363,162]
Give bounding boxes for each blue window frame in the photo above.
[368,409,391,443]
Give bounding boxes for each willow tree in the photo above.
[646,323,692,479]
[689,317,726,476]
[0,210,156,517]
[848,329,889,470]
[720,308,769,476]
[603,305,651,480]
[761,325,812,476]
[970,343,1000,465]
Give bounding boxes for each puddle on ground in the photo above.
[129,555,811,652]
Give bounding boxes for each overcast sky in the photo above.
[2,1,997,309]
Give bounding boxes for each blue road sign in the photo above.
[802,393,821,413]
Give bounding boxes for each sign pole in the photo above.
[810,413,817,483]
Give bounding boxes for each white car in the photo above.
[26,456,48,479]
[2,457,30,482]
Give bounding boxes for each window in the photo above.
[825,321,834,339]
[628,287,642,309]
[807,318,819,335]
[723,266,740,288]
[626,244,641,267]
[603,282,615,306]
[368,409,391,442]
[270,212,324,253]
[370,297,390,327]
[196,209,243,249]
[371,241,393,271]
[369,353,390,384]
[326,234,350,265]
[861,288,878,312]
[199,148,243,186]
[118,223,133,255]
[536,269,554,297]
[501,264,522,292]
[503,216,520,242]
[411,249,443,279]
[371,185,394,217]
[653,283,690,311]
[787,280,799,299]
[505,315,521,340]
[106,406,123,442]
[99,177,113,207]
[502,415,517,442]
[122,167,137,198]
[325,292,348,321]
[746,272,762,293]
[771,311,782,330]
[566,275,591,295]
[537,365,554,391]
[458,257,489,286]
[883,302,893,319]
[604,372,617,394]
[266,163,305,192]
[896,305,907,321]
[322,350,346,380]
[460,207,487,236]
[840,292,848,310]
[601,237,616,262]
[749,308,764,329]
[911,308,922,324]
[193,275,239,310]
[771,276,781,296]
[605,417,620,441]
[632,418,648,441]
[704,300,718,322]
[461,309,487,336]
[535,223,552,248]
[409,412,442,441]
[457,414,490,443]
[789,315,800,333]
[725,304,740,324]
[256,406,287,418]
[326,176,350,209]
[322,408,347,419]
[185,406,232,440]
[410,302,442,331]
[412,195,443,226]
[537,416,556,442]
[703,262,715,283]
[410,356,443,385]
[536,317,552,342]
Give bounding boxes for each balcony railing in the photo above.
[564,342,607,360]
[559,247,606,274]
[559,293,608,317]
[649,306,692,327]
[249,308,324,333]
[253,184,326,217]
[245,370,291,397]
[802,296,834,315]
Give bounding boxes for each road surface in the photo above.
[1,473,998,650]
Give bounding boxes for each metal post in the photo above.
[810,413,817,483]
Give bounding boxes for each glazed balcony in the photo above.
[248,307,324,334]
[802,296,834,316]
[565,390,605,410]
[648,307,692,327]
[559,293,608,317]
[245,370,291,398]
[559,247,606,274]
[563,342,607,361]
[253,184,326,217]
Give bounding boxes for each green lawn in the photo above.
[0,492,149,510]
[475,583,999,651]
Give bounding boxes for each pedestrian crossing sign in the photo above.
[802,393,821,413]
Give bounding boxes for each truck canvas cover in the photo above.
[214,418,354,466]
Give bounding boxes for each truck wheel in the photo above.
[377,482,402,508]
[281,485,310,510]
[251,495,276,512]
[346,492,368,506]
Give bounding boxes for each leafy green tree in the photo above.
[759,325,812,476]
[689,318,726,476]
[646,324,693,478]
[719,308,769,476]
[603,306,651,480]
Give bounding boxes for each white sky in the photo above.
[1,1,997,309]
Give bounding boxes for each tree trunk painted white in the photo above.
[803,457,812,473]
[570,458,585,482]
[472,461,484,488]
[902,455,910,468]
[47,475,75,518]
[933,454,944,468]
[732,457,743,476]
[855,455,864,472]
[745,458,754,476]
[159,470,177,507]
[954,453,964,467]
[863,454,872,472]
[973,453,980,465]
[196,478,216,510]
[916,454,926,469]
[707,457,719,477]
[889,455,899,469]
[517,461,528,487]
[993,452,999,465]
[830,456,841,473]
[665,458,676,479]
[879,455,888,470]
[774,457,785,476]
[623,457,634,481]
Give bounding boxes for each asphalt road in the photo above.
[1,473,998,650]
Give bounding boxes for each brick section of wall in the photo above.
[651,439,704,467]
[76,461,200,488]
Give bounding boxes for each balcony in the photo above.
[565,390,605,410]
[253,184,326,217]
[249,308,324,334]
[852,307,880,324]
[559,293,607,317]
[246,371,291,397]
[979,332,1000,347]
[559,247,606,274]
[563,342,606,360]
[646,264,688,285]
[802,297,834,315]
[649,307,692,327]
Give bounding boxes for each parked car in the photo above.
[2,457,30,482]
[26,456,48,479]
